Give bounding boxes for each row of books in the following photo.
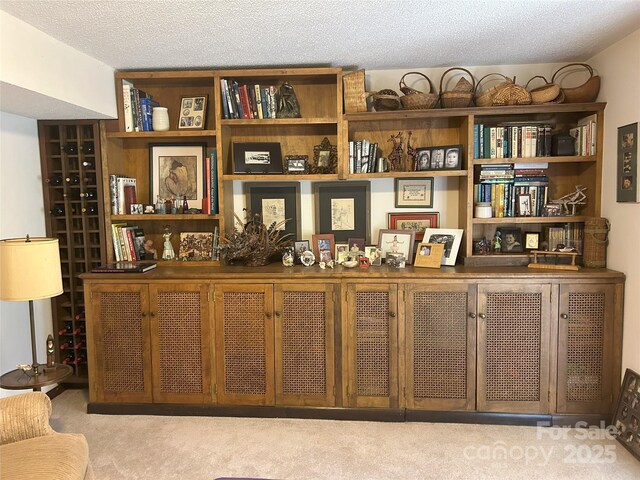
[569,115,597,156]
[473,123,552,159]
[122,81,159,132]
[348,140,384,173]
[220,79,278,120]
[544,224,584,254]
[109,175,137,215]
[111,224,147,262]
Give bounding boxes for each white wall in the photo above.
[589,28,640,377]
[0,112,53,396]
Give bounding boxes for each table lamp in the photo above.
[0,236,63,376]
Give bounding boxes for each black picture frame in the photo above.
[293,240,310,265]
[612,368,640,461]
[284,155,309,174]
[313,181,370,243]
[444,145,462,170]
[233,142,283,174]
[617,122,638,203]
[244,182,301,240]
[499,227,524,253]
[414,148,431,171]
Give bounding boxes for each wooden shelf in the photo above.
[111,214,222,221]
[473,216,586,225]
[221,118,338,126]
[106,130,216,139]
[223,173,339,181]
[347,170,467,178]
[473,156,596,164]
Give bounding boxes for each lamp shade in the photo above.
[0,237,63,301]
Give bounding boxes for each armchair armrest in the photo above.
[0,392,55,444]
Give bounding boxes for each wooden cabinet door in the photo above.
[343,283,399,408]
[274,283,336,407]
[149,284,212,404]
[556,284,615,414]
[214,284,274,406]
[405,283,477,410]
[86,284,152,403]
[477,284,551,414]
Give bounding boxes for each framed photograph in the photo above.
[144,204,155,214]
[394,177,434,208]
[293,240,310,265]
[178,95,207,130]
[524,232,540,251]
[517,194,532,216]
[150,143,205,207]
[422,228,464,266]
[233,142,283,174]
[414,243,445,268]
[444,145,462,170]
[617,122,638,203]
[313,181,370,243]
[130,203,144,215]
[364,246,382,266]
[388,212,440,241]
[499,227,524,253]
[430,148,445,169]
[542,203,562,217]
[414,148,431,171]
[311,234,335,263]
[335,243,349,264]
[347,238,365,254]
[244,182,301,240]
[178,232,213,261]
[284,155,309,174]
[612,368,640,461]
[312,137,338,174]
[377,229,416,264]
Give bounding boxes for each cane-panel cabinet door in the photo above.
[343,283,399,408]
[405,283,477,410]
[556,283,616,414]
[274,283,336,407]
[214,284,275,406]
[86,284,152,403]
[477,284,551,414]
[149,283,212,404]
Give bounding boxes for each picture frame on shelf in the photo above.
[150,143,205,208]
[311,234,335,263]
[388,212,440,241]
[611,368,640,461]
[284,155,309,174]
[542,203,562,217]
[377,229,416,264]
[394,177,434,208]
[414,148,431,171]
[178,232,214,261]
[347,238,365,254]
[524,232,540,251]
[430,148,445,169]
[244,182,301,240]
[312,137,337,174]
[617,122,638,203]
[499,227,524,253]
[364,246,382,266]
[334,243,349,264]
[233,142,283,174]
[444,146,462,169]
[421,228,464,266]
[293,240,310,265]
[313,181,370,243]
[414,243,445,268]
[517,194,533,216]
[178,95,208,130]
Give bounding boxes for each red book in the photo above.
[239,85,252,119]
[123,185,137,215]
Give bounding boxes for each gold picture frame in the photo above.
[414,243,445,268]
[178,95,208,130]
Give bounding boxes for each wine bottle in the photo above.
[82,142,94,154]
[72,325,85,336]
[59,338,74,350]
[72,355,85,365]
[64,143,78,154]
[81,205,98,215]
[62,353,75,365]
[73,341,84,350]
[82,159,95,169]
[58,321,73,335]
[47,175,63,186]
[83,173,96,185]
[51,205,65,216]
[65,174,80,184]
[83,190,97,200]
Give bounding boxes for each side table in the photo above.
[0,364,72,391]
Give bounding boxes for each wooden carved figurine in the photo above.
[387,132,404,171]
[406,131,416,171]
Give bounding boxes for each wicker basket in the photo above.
[439,67,475,108]
[551,63,601,103]
[491,77,532,106]
[343,69,369,113]
[474,73,513,107]
[398,72,438,110]
[372,89,401,111]
[526,76,562,104]
[583,217,609,268]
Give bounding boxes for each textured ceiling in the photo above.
[3,0,640,71]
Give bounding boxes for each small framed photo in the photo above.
[294,240,310,264]
[394,177,434,208]
[150,143,205,207]
[414,148,431,171]
[517,194,533,216]
[388,212,440,241]
[414,243,445,268]
[334,243,349,264]
[364,246,382,266]
[244,182,301,241]
[313,181,370,243]
[233,142,283,174]
[312,137,338,174]
[430,148,445,169]
[524,232,540,251]
[611,368,640,461]
[143,204,155,214]
[130,203,144,215]
[178,95,207,130]
[444,146,462,169]
[284,155,309,174]
[358,257,370,269]
[542,203,562,217]
[378,229,416,264]
[422,228,464,266]
[347,238,365,254]
[499,227,524,253]
[311,234,335,263]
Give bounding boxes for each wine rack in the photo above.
[39,120,106,384]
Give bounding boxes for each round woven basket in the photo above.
[439,67,475,108]
[398,72,438,110]
[474,73,513,107]
[526,76,561,104]
[552,63,601,103]
[372,89,401,111]
[491,77,532,106]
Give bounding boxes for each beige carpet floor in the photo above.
[51,389,640,480]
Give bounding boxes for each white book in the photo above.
[122,80,134,132]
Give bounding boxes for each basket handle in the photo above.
[525,75,552,90]
[474,73,511,95]
[439,67,476,94]
[551,63,594,84]
[399,72,434,94]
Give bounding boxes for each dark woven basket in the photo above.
[583,217,609,267]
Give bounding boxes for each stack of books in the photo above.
[543,224,584,254]
[111,224,148,262]
[348,139,383,173]
[220,79,278,119]
[474,123,553,159]
[122,80,159,132]
[109,175,137,215]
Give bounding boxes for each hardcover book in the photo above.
[92,262,157,273]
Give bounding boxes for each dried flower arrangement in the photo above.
[219,210,293,266]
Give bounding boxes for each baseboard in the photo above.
[406,409,552,426]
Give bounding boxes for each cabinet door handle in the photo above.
[140,311,147,317]
[389,311,396,318]
[265,312,272,319]
[275,311,281,318]
[479,313,486,319]
[469,313,477,319]
[560,313,568,319]
[150,312,156,317]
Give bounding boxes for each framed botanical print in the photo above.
[150,143,205,208]
[394,177,434,208]
[313,181,370,243]
[244,182,301,240]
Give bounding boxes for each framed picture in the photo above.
[422,228,464,266]
[244,182,301,240]
[293,240,310,265]
[150,143,205,207]
[542,203,562,217]
[394,177,434,208]
[347,238,365,254]
[414,148,431,171]
[444,145,462,170]
[414,243,445,268]
[524,232,540,251]
[233,142,283,174]
[388,212,440,241]
[284,155,309,174]
[311,234,335,263]
[499,227,524,253]
[517,194,532,216]
[617,122,638,203]
[178,232,213,261]
[312,137,338,174]
[313,181,370,243]
[130,203,144,215]
[612,368,640,461]
[377,229,416,264]
[178,95,207,130]
[335,243,349,264]
[430,148,445,169]
[364,246,382,266]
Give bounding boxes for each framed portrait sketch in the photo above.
[612,368,640,461]
[150,143,205,207]
[414,243,445,268]
[377,229,416,264]
[388,212,440,241]
[394,177,434,208]
[313,181,370,243]
[311,234,335,263]
[233,142,283,174]
[178,95,207,130]
[421,228,463,266]
[244,182,301,240]
[617,122,638,203]
[524,232,540,251]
